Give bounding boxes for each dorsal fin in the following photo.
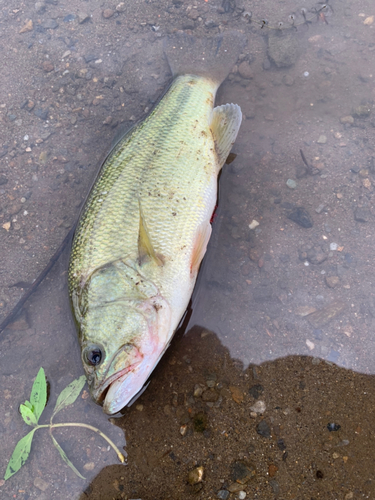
[210,103,242,170]
[138,200,163,267]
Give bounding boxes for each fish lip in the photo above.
[93,363,139,403]
[91,345,142,403]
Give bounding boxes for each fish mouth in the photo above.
[92,345,143,405]
[95,363,140,404]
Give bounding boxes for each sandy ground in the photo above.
[1,0,375,498]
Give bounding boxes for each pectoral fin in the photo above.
[210,103,242,170]
[191,221,212,275]
[138,200,163,267]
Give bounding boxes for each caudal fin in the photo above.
[163,31,247,86]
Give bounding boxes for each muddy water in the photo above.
[1,0,375,498]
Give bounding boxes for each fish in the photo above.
[68,31,245,414]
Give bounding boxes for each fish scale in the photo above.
[68,32,245,414]
[69,75,217,295]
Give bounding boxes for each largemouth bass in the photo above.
[68,32,245,414]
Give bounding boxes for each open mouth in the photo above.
[94,362,140,404]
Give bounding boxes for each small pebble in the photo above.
[34,477,49,491]
[83,462,95,471]
[325,276,340,288]
[217,490,230,500]
[257,420,271,438]
[317,135,327,144]
[238,492,246,500]
[306,339,315,350]
[286,178,297,189]
[330,242,338,251]
[340,115,354,124]
[103,8,114,18]
[315,204,325,214]
[188,466,204,485]
[249,219,259,230]
[249,400,266,414]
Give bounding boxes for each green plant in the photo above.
[4,367,125,480]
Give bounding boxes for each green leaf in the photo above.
[4,429,36,480]
[24,400,34,411]
[30,367,47,423]
[50,434,85,480]
[52,375,86,417]
[20,404,37,426]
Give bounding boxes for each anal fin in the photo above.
[138,200,163,267]
[210,103,242,170]
[191,221,212,275]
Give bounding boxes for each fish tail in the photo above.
[163,31,247,86]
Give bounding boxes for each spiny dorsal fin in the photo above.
[138,200,163,267]
[210,103,242,170]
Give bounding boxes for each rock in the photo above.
[325,276,340,288]
[228,483,243,493]
[352,105,371,118]
[295,306,317,317]
[229,386,243,404]
[287,207,313,228]
[249,384,264,399]
[103,8,114,18]
[116,2,126,11]
[188,466,204,485]
[0,175,8,185]
[238,61,253,79]
[238,492,246,500]
[77,11,90,23]
[306,300,345,328]
[282,75,294,86]
[286,178,297,189]
[8,203,22,215]
[268,464,278,477]
[340,115,354,124]
[42,60,54,72]
[317,134,327,144]
[35,2,46,13]
[42,19,59,29]
[327,422,341,432]
[230,461,256,484]
[299,245,327,264]
[19,20,33,33]
[306,339,315,350]
[188,9,199,20]
[269,479,280,495]
[217,491,230,500]
[277,438,286,450]
[34,108,49,120]
[249,400,266,414]
[204,19,218,28]
[193,384,205,397]
[34,477,49,491]
[256,420,271,438]
[354,207,370,222]
[268,31,300,68]
[63,13,75,22]
[202,388,219,402]
[192,412,208,432]
[83,462,95,471]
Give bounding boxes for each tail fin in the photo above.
[163,31,247,86]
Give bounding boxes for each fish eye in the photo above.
[84,346,104,366]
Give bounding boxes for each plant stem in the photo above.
[37,423,126,463]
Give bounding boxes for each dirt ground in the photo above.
[1,0,375,498]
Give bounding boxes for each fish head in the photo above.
[74,261,171,414]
